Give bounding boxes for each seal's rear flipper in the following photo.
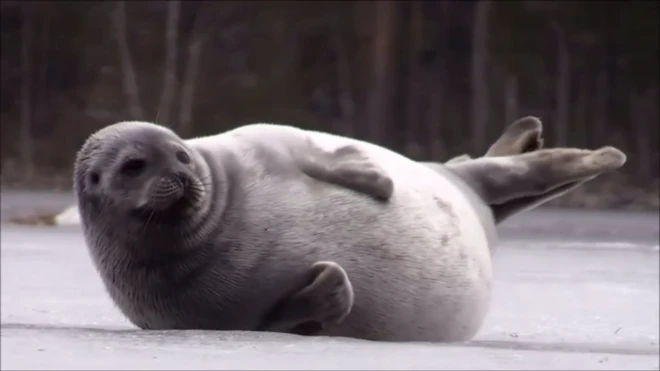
[453,146,626,221]
[419,117,623,224]
[484,116,544,157]
[429,116,545,170]
[301,143,394,201]
[256,261,354,336]
[491,178,592,223]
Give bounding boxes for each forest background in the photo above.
[1,0,658,210]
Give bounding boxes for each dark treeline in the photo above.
[0,1,658,208]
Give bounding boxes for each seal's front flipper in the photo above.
[456,146,626,217]
[257,261,354,336]
[301,143,394,200]
[484,116,544,157]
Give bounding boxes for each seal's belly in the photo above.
[243,152,495,342]
[205,124,496,341]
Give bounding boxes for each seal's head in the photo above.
[74,121,209,228]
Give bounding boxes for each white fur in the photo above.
[76,120,626,341]
[191,123,497,341]
[79,121,498,341]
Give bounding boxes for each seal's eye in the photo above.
[120,159,147,177]
[176,150,191,165]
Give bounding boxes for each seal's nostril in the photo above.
[176,150,191,165]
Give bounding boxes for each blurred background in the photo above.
[1,0,658,210]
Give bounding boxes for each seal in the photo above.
[75,119,627,342]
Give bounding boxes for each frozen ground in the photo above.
[1,189,659,370]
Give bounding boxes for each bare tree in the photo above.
[364,0,399,145]
[157,0,181,125]
[405,0,423,155]
[426,66,446,161]
[351,0,374,138]
[552,21,570,146]
[630,91,653,180]
[593,60,609,148]
[178,37,206,137]
[111,1,144,120]
[470,0,491,154]
[574,73,590,146]
[178,7,210,137]
[504,73,519,126]
[330,16,357,135]
[178,2,259,136]
[423,0,455,160]
[20,4,34,177]
[35,6,52,133]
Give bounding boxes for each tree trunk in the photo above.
[575,72,590,147]
[650,88,660,177]
[35,8,52,137]
[470,0,491,155]
[178,13,208,137]
[272,20,298,81]
[352,1,373,138]
[157,0,181,125]
[112,1,144,120]
[593,60,609,149]
[552,21,570,146]
[630,92,652,180]
[504,72,519,125]
[20,4,34,177]
[406,0,423,156]
[330,17,356,135]
[365,0,399,146]
[427,74,445,161]
[424,0,453,158]
[177,2,257,136]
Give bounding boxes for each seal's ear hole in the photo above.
[120,159,147,177]
[89,172,100,186]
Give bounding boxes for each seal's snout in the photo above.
[154,175,185,198]
[146,175,185,210]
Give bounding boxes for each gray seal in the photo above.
[74,119,626,342]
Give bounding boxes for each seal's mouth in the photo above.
[132,173,203,218]
[151,176,186,208]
